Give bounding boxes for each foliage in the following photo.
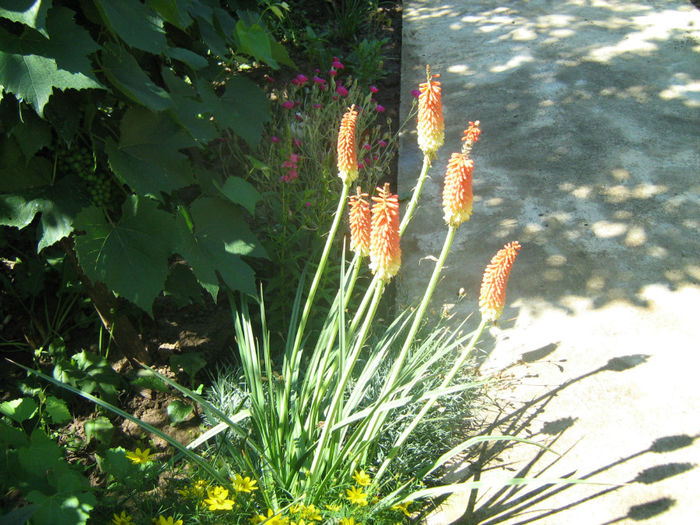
[0,397,96,525]
[0,0,293,319]
[219,60,399,337]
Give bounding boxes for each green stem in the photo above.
[399,153,432,236]
[307,280,385,483]
[361,226,458,458]
[281,181,351,431]
[375,316,488,482]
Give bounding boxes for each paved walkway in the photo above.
[396,1,700,523]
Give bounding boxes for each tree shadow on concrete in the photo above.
[417,353,697,524]
[398,0,700,317]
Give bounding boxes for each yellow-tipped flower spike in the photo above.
[369,183,401,281]
[442,152,474,227]
[348,187,371,256]
[461,120,481,154]
[479,242,521,323]
[337,105,359,183]
[417,66,444,157]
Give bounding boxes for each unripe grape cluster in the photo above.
[58,142,112,208]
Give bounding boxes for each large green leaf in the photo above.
[0,26,103,116]
[94,0,166,53]
[73,197,175,312]
[101,42,171,111]
[161,68,217,144]
[44,7,100,79]
[175,197,266,299]
[0,171,89,251]
[105,106,195,196]
[0,0,51,34]
[0,137,52,192]
[9,106,52,160]
[216,75,270,147]
[216,176,261,215]
[148,0,194,31]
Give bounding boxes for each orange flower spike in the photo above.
[479,242,522,323]
[417,67,444,157]
[442,152,474,227]
[337,105,359,184]
[369,183,401,281]
[348,187,371,257]
[461,120,481,155]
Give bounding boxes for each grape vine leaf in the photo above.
[216,176,261,215]
[101,42,171,111]
[0,0,51,35]
[105,106,195,196]
[45,7,101,80]
[216,75,270,148]
[93,0,167,53]
[0,136,51,191]
[10,106,52,161]
[161,68,218,144]
[73,197,175,313]
[0,172,89,252]
[176,197,266,299]
[147,0,194,31]
[0,26,104,116]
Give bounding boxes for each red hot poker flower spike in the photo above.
[479,242,522,323]
[461,120,481,155]
[348,187,371,257]
[417,67,444,157]
[337,105,359,184]
[442,152,474,227]
[369,183,401,281]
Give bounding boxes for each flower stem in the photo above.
[399,153,432,236]
[281,181,351,429]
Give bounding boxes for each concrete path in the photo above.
[396,1,700,523]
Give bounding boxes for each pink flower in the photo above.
[332,95,339,100]
[363,144,371,150]
[329,68,337,77]
[336,85,349,97]
[358,162,365,169]
[332,57,344,69]
[313,75,326,85]
[377,140,387,148]
[369,85,379,93]
[375,104,385,113]
[292,138,302,148]
[304,201,312,207]
[289,154,300,163]
[373,155,378,161]
[282,101,294,109]
[364,157,371,166]
[313,103,323,109]
[296,73,308,84]
[270,135,280,143]
[295,113,304,121]
[411,89,420,98]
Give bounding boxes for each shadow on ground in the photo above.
[418,353,698,524]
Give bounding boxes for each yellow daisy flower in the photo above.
[232,473,259,493]
[203,486,235,511]
[346,486,368,507]
[352,469,371,487]
[126,448,153,464]
[111,511,134,525]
